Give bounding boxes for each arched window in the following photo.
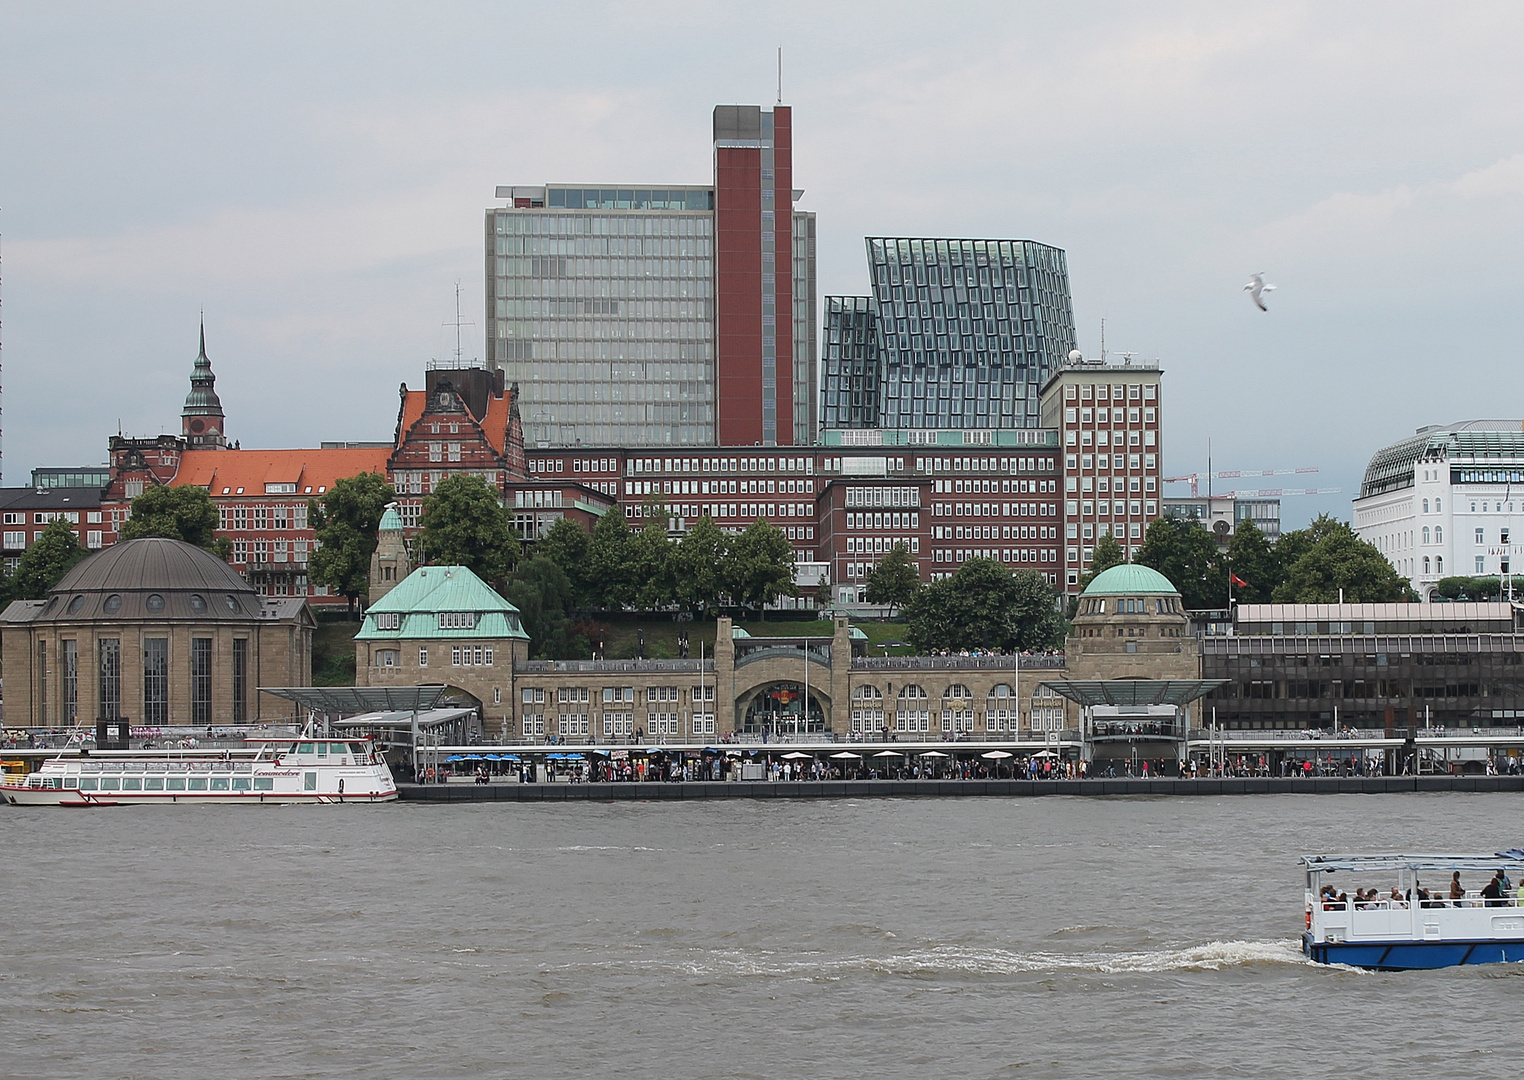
[1423,499,1429,513]
[1435,526,1443,543]
[943,684,971,701]
[1436,555,1444,574]
[1422,527,1430,544]
[1435,498,1442,513]
[895,685,929,733]
[986,684,1016,731]
[898,685,927,700]
[1423,556,1431,574]
[852,685,882,700]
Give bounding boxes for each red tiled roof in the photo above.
[173,448,392,496]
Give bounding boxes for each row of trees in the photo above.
[1079,514,1416,611]
[852,542,1065,652]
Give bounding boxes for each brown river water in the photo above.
[2,793,1521,1079]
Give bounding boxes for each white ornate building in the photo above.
[1353,420,1524,600]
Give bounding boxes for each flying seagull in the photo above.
[1244,272,1276,312]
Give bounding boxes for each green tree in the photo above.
[504,556,584,659]
[1225,517,1278,604]
[670,515,729,616]
[535,516,591,607]
[1135,516,1224,610]
[120,484,229,557]
[726,517,796,613]
[1078,531,1127,593]
[10,518,87,600]
[903,558,1063,653]
[864,542,921,617]
[308,472,395,615]
[627,522,675,610]
[1272,515,1416,602]
[585,507,634,610]
[1435,575,1502,601]
[415,474,513,585]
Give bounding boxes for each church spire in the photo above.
[182,319,227,449]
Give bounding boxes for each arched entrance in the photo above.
[741,682,827,737]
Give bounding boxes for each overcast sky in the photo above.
[3,2,1522,527]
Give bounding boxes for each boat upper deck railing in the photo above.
[1313,893,1523,912]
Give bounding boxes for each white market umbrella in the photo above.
[1031,749,1058,759]
[830,751,862,760]
[918,750,949,758]
[981,750,1013,760]
[781,751,812,760]
[873,750,902,758]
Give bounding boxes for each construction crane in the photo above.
[1164,467,1320,498]
[1215,486,1341,498]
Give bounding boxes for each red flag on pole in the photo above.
[1229,572,1248,589]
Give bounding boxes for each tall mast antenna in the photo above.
[777,46,783,105]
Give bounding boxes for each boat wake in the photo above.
[562,939,1311,981]
[859,939,1308,976]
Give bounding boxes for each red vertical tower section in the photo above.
[714,105,794,446]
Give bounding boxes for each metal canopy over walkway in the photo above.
[258,686,452,715]
[1038,680,1227,707]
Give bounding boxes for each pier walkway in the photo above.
[398,774,1524,801]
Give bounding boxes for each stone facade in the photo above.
[0,538,313,728]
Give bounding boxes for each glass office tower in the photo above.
[864,237,1076,430]
[487,186,717,447]
[821,296,881,429]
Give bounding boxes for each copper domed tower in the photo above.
[182,321,227,449]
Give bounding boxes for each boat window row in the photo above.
[43,775,278,792]
[77,760,254,773]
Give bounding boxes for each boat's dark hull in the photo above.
[1303,932,1524,969]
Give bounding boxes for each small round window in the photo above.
[103,594,122,615]
[68,595,85,614]
[145,594,165,614]
[188,594,207,614]
[225,595,241,613]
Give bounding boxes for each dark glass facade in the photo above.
[866,237,1076,431]
[1200,638,1524,729]
[821,297,880,429]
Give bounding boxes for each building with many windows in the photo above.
[1353,420,1524,600]
[486,104,815,448]
[822,237,1076,433]
[1040,355,1164,595]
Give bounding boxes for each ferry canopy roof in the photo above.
[1301,852,1524,873]
[1038,679,1227,707]
[259,685,450,715]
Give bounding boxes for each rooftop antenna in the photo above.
[1207,437,1213,501]
[442,281,475,366]
[1100,318,1106,363]
[777,46,783,105]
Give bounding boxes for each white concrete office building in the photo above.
[1353,420,1524,600]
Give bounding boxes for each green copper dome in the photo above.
[1081,563,1180,596]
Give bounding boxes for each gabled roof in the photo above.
[355,565,528,641]
[173,447,391,496]
[396,388,510,456]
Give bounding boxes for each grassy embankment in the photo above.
[309,616,913,685]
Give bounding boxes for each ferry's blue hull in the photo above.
[1303,932,1524,970]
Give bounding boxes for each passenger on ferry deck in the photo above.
[1481,871,1507,906]
[1449,872,1466,905]
[1389,888,1406,907]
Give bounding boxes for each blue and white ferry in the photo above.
[1302,852,1524,969]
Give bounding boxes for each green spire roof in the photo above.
[1081,563,1180,596]
[356,565,527,640]
[378,505,403,531]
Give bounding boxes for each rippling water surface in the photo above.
[4,794,1523,1079]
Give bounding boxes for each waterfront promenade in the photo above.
[399,773,1524,801]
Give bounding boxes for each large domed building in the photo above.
[0,537,314,729]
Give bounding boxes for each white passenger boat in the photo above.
[0,735,397,806]
[1302,852,1524,969]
